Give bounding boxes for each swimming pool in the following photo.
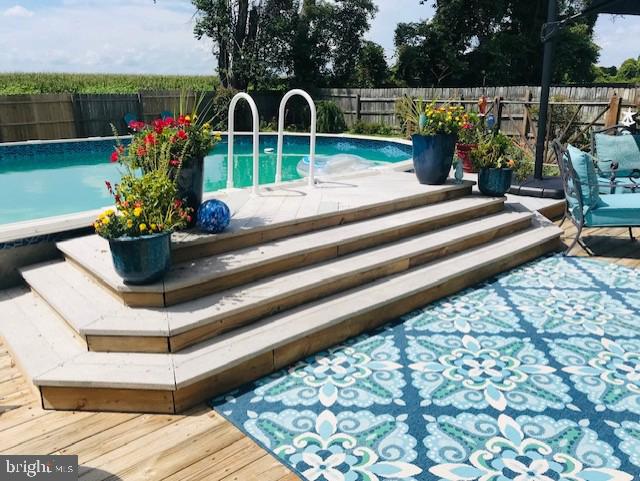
[0,135,411,225]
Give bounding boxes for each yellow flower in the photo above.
[139,223,147,232]
[203,122,211,130]
[133,207,142,217]
[127,219,133,228]
[150,223,157,231]
[185,115,191,122]
[102,217,110,225]
[105,209,115,216]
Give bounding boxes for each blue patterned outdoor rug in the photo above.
[210,255,640,481]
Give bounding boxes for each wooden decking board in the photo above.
[57,194,501,308]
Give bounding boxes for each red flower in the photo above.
[117,145,125,153]
[137,146,147,157]
[110,151,119,163]
[176,130,188,141]
[173,199,182,209]
[144,133,157,145]
[128,120,145,132]
[163,117,174,127]
[186,215,192,223]
[153,119,165,134]
[170,158,181,167]
[114,194,121,203]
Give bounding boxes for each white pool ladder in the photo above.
[276,89,317,187]
[227,92,260,195]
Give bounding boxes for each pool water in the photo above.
[0,135,411,225]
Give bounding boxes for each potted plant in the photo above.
[471,131,519,196]
[396,97,470,184]
[455,111,481,173]
[124,99,220,224]
[94,171,192,284]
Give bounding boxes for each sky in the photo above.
[0,0,639,75]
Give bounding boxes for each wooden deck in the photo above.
[560,222,640,268]
[0,218,637,480]
[0,338,298,481]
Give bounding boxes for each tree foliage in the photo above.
[354,41,390,87]
[192,0,376,89]
[393,0,600,86]
[595,56,640,82]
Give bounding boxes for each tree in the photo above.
[354,41,389,87]
[192,0,376,89]
[618,57,640,80]
[192,0,297,89]
[393,0,600,86]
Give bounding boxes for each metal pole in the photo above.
[535,0,558,179]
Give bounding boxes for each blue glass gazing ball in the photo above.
[196,200,231,234]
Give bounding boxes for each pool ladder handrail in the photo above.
[276,89,317,188]
[227,92,260,195]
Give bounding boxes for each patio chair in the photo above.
[590,125,640,194]
[553,140,640,255]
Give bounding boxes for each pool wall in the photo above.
[0,133,413,289]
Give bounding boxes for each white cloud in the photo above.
[3,4,34,17]
[0,1,214,74]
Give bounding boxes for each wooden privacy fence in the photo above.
[0,90,206,142]
[317,85,640,134]
[1,86,639,142]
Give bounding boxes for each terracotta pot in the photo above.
[456,143,478,173]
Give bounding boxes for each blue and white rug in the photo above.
[211,255,640,481]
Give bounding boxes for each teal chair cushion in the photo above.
[597,174,640,194]
[586,193,640,227]
[594,133,640,177]
[567,145,600,210]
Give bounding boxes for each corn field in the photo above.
[0,73,220,95]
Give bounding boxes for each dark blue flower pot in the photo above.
[176,155,204,228]
[411,133,457,185]
[108,231,171,285]
[478,168,513,196]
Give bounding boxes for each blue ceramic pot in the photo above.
[478,168,513,196]
[411,133,457,185]
[176,155,204,227]
[109,231,171,285]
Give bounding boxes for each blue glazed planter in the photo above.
[411,134,457,185]
[108,231,171,285]
[478,168,513,196]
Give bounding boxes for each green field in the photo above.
[0,73,220,95]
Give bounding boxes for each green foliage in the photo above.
[316,101,347,133]
[393,0,600,86]
[94,170,191,239]
[354,41,390,87]
[0,73,219,95]
[595,56,640,83]
[349,120,396,137]
[192,0,377,89]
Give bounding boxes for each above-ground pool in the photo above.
[0,134,411,225]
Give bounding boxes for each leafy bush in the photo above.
[0,73,219,95]
[349,120,396,137]
[316,101,347,133]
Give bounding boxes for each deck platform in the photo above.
[0,166,562,413]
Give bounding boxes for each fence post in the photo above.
[604,93,621,128]
[355,93,361,122]
[493,96,504,130]
[521,90,533,139]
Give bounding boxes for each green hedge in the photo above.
[0,73,219,95]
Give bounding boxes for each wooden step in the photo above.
[169,176,474,262]
[23,210,534,353]
[57,195,505,308]
[3,218,561,413]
